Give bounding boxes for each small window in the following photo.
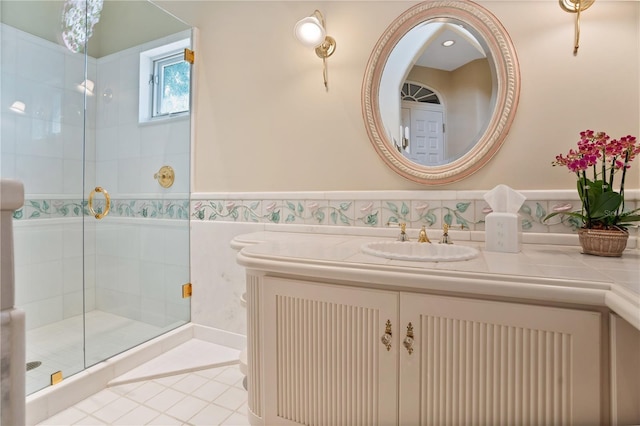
[139,37,191,123]
[152,52,190,117]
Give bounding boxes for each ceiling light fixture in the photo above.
[77,79,95,96]
[294,10,337,89]
[442,40,455,47]
[559,0,595,55]
[9,101,26,114]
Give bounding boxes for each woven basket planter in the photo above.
[578,228,629,257]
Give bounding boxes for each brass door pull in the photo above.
[381,319,392,351]
[87,187,110,220]
[403,322,414,354]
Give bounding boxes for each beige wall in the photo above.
[155,0,640,192]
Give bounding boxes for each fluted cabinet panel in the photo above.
[399,293,602,426]
[246,273,263,419]
[262,277,398,426]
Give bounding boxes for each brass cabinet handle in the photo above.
[381,319,392,351]
[403,322,414,355]
[87,186,111,220]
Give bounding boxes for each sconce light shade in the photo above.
[559,0,594,12]
[294,10,337,89]
[294,16,326,48]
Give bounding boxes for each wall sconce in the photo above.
[559,0,595,55]
[294,10,336,89]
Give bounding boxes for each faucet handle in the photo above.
[386,221,410,241]
[440,223,452,244]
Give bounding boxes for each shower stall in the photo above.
[0,0,193,395]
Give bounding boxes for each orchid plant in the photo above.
[545,130,640,230]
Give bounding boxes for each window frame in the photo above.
[139,37,191,124]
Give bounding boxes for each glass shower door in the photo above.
[82,0,192,367]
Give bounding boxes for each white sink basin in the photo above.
[361,241,479,262]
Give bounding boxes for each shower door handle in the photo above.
[88,187,111,220]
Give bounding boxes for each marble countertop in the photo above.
[233,231,640,330]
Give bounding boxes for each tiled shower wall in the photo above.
[1,24,190,331]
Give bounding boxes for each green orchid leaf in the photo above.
[285,214,295,223]
[544,210,587,223]
[619,214,640,223]
[444,213,452,226]
[339,202,351,211]
[520,204,531,215]
[589,191,622,220]
[401,202,410,216]
[535,203,547,219]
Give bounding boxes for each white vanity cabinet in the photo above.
[247,274,603,426]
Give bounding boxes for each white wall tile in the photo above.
[116,124,141,158]
[117,158,142,194]
[96,126,118,161]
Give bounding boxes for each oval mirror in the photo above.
[362,0,520,184]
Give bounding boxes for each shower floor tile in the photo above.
[36,364,249,426]
[26,310,183,395]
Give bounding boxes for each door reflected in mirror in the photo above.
[383,21,493,167]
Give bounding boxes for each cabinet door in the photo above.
[399,293,602,426]
[263,277,399,426]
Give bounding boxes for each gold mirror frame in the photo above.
[362,0,520,185]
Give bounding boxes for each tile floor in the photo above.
[36,365,249,425]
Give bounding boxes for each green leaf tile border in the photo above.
[190,194,639,234]
[12,199,190,221]
[17,193,636,235]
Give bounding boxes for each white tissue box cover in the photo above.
[485,212,521,253]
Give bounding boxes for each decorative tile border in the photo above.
[13,199,189,221]
[191,190,640,235]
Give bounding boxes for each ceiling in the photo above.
[414,24,486,72]
[0,0,189,58]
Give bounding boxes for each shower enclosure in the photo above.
[0,0,192,395]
